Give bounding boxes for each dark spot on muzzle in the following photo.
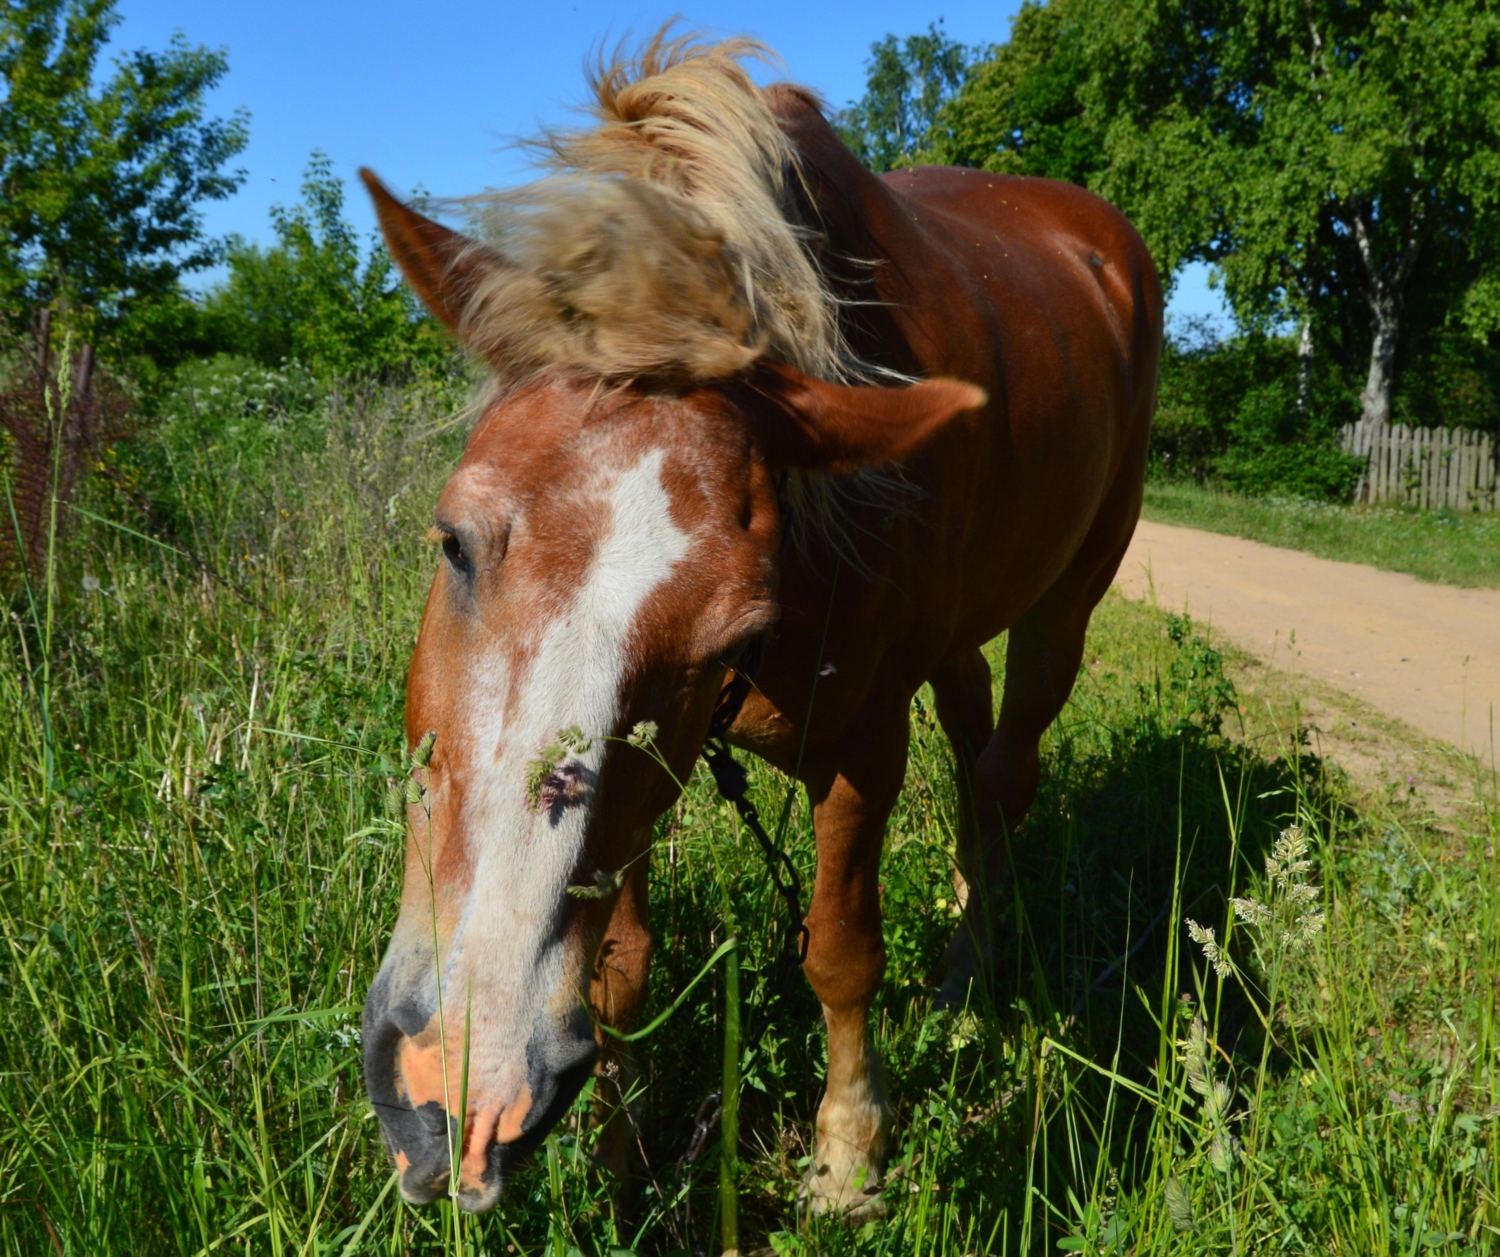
[363,973,453,1201]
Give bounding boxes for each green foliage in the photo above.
[928,0,1098,185]
[109,351,469,570]
[202,154,453,379]
[1392,326,1500,432]
[1215,382,1363,502]
[1142,479,1500,590]
[1151,326,1362,500]
[925,0,1500,435]
[1084,0,1500,424]
[833,22,989,173]
[1162,612,1236,738]
[0,0,248,338]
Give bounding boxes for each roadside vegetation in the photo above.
[1141,482,1500,591]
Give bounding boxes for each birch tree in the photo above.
[1086,0,1500,427]
[835,22,988,173]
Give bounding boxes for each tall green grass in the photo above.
[1,367,1497,1254]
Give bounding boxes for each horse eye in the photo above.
[715,642,747,670]
[442,533,471,575]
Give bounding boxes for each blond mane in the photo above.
[460,31,864,387]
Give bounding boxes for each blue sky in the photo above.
[112,0,1230,332]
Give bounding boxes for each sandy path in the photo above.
[1113,520,1500,760]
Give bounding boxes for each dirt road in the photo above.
[1113,520,1500,762]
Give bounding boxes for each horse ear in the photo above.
[749,362,987,474]
[359,168,507,338]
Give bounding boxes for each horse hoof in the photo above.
[935,945,984,1010]
[799,1164,887,1224]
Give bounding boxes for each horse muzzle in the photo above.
[362,973,598,1211]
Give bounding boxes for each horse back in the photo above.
[771,84,1164,649]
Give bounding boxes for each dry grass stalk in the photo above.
[0,310,130,582]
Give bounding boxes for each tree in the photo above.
[0,0,248,339]
[835,22,990,173]
[1084,0,1500,428]
[928,0,1099,186]
[203,155,449,378]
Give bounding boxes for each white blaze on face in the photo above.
[440,447,689,1080]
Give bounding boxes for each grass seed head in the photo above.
[566,868,626,899]
[555,725,592,754]
[1181,1014,1213,1097]
[1163,1176,1195,1231]
[1229,896,1273,927]
[1241,823,1325,953]
[1208,1128,1237,1174]
[385,780,406,818]
[1185,918,1232,979]
[525,727,594,809]
[1266,823,1312,890]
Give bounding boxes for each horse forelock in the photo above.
[459,29,858,389]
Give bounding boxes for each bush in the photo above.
[1151,325,1362,501]
[101,353,469,569]
[1392,326,1500,433]
[201,155,458,381]
[1216,377,1363,500]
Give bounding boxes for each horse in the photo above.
[358,33,1162,1218]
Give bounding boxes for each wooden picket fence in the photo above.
[1339,417,1498,511]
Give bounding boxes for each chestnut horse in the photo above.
[360,36,1161,1216]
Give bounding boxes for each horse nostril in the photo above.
[380,1095,462,1205]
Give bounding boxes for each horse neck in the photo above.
[765,84,952,381]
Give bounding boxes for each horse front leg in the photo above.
[938,526,1133,1007]
[799,704,909,1222]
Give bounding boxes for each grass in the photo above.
[1,368,1498,1254]
[1142,479,1500,589]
